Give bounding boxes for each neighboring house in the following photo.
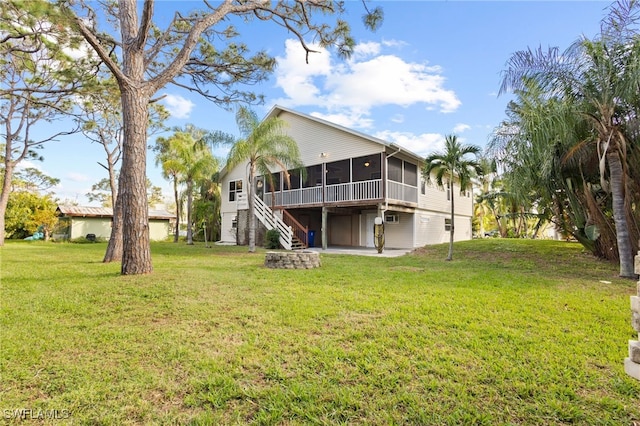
[220,105,474,250]
[55,205,176,241]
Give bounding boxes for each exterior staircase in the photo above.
[253,195,308,250]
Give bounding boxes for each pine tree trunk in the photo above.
[103,196,123,262]
[118,0,152,274]
[119,85,152,274]
[0,158,14,247]
[103,161,122,262]
[608,152,635,278]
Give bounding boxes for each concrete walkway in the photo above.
[305,246,413,258]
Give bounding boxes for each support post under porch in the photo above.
[321,206,328,250]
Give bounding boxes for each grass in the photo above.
[1,239,639,425]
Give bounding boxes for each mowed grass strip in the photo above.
[1,239,639,425]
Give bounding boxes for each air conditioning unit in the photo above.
[384,214,399,223]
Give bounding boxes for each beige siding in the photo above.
[70,217,170,241]
[69,218,112,240]
[419,177,474,217]
[382,212,415,249]
[149,220,171,241]
[413,211,473,247]
[279,111,384,165]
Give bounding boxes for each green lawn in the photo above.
[1,239,639,425]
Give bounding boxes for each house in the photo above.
[55,205,176,241]
[219,105,474,250]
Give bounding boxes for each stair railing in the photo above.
[253,194,293,250]
[282,210,308,248]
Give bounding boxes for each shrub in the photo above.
[265,229,280,249]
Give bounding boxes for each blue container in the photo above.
[308,230,316,247]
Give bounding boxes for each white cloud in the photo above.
[273,39,460,128]
[391,114,404,124]
[163,94,195,119]
[310,111,374,130]
[352,41,381,60]
[374,130,445,157]
[16,160,42,172]
[382,39,408,49]
[453,123,471,133]
[66,172,91,183]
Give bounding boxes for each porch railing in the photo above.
[388,181,418,203]
[263,179,382,207]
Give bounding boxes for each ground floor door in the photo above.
[364,213,376,248]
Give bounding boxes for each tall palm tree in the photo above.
[423,134,482,261]
[155,125,218,245]
[155,133,188,242]
[225,106,303,253]
[500,4,640,277]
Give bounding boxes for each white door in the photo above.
[365,213,376,248]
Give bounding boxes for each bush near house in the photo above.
[265,229,281,249]
[1,239,638,424]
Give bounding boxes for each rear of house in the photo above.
[220,105,473,250]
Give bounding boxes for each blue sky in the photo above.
[30,1,610,206]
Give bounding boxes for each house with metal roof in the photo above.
[55,205,176,241]
[219,105,474,250]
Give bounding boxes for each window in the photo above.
[326,159,350,185]
[388,157,402,182]
[266,172,281,193]
[229,180,243,202]
[421,180,426,195]
[304,164,323,188]
[385,214,399,223]
[285,169,301,190]
[404,162,417,186]
[447,182,451,201]
[445,218,452,231]
[352,154,382,182]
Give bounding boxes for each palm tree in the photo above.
[423,134,482,261]
[155,125,218,245]
[225,106,303,253]
[155,134,187,242]
[500,4,640,277]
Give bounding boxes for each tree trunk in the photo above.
[117,0,152,274]
[447,179,455,261]
[248,164,256,253]
[608,152,635,278]
[119,85,152,274]
[103,161,122,262]
[103,196,123,262]
[0,158,15,246]
[173,176,180,242]
[186,180,194,245]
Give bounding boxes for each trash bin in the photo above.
[308,230,316,247]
